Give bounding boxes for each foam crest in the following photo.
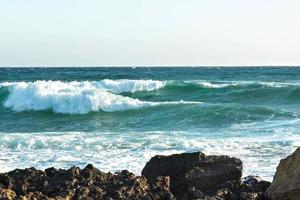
[180,80,300,89]
[195,80,300,88]
[2,81,154,113]
[1,81,198,114]
[196,81,236,88]
[0,79,166,94]
[95,79,166,93]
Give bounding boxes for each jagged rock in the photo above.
[242,176,270,194]
[0,152,273,200]
[142,152,242,198]
[184,180,269,200]
[142,151,270,200]
[0,164,174,200]
[20,191,54,200]
[266,147,300,200]
[0,188,16,200]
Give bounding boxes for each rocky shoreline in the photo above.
[1,148,300,200]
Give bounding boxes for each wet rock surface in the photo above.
[0,164,174,200]
[266,147,300,200]
[142,152,270,200]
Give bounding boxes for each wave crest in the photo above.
[189,80,300,89]
[1,80,199,114]
[96,79,166,93]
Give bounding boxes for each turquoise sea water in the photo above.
[1,67,300,180]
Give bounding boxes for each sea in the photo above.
[1,67,300,181]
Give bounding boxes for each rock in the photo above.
[0,188,16,200]
[266,147,300,200]
[242,176,271,194]
[142,152,242,198]
[142,151,270,200]
[187,187,206,199]
[0,165,174,200]
[20,191,54,200]
[0,152,272,200]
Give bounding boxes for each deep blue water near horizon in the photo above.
[1,67,300,181]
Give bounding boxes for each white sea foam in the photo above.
[0,79,166,94]
[186,80,300,89]
[94,79,166,93]
[2,81,151,113]
[0,131,299,180]
[196,81,237,88]
[1,80,198,114]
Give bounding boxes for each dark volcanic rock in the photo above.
[266,147,300,200]
[142,152,242,198]
[242,176,271,194]
[142,152,270,200]
[0,164,174,200]
[0,151,272,200]
[185,178,270,200]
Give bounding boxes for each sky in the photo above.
[1,0,300,67]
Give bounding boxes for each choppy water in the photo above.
[1,67,300,180]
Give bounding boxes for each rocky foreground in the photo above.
[0,148,300,200]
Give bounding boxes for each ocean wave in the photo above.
[95,79,166,93]
[186,80,300,89]
[0,79,166,94]
[2,80,300,93]
[2,79,300,114]
[0,131,299,180]
[0,81,200,114]
[195,81,237,88]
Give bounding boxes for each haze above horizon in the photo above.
[1,0,300,67]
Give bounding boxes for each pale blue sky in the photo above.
[1,0,300,66]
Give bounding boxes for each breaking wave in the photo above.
[2,79,300,114]
[184,80,300,89]
[0,80,199,114]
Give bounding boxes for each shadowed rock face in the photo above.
[0,164,174,200]
[0,152,272,200]
[266,147,300,200]
[142,152,270,200]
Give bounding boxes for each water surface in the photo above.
[1,67,300,180]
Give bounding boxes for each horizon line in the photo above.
[1,65,300,68]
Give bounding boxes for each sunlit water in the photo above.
[1,67,300,181]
